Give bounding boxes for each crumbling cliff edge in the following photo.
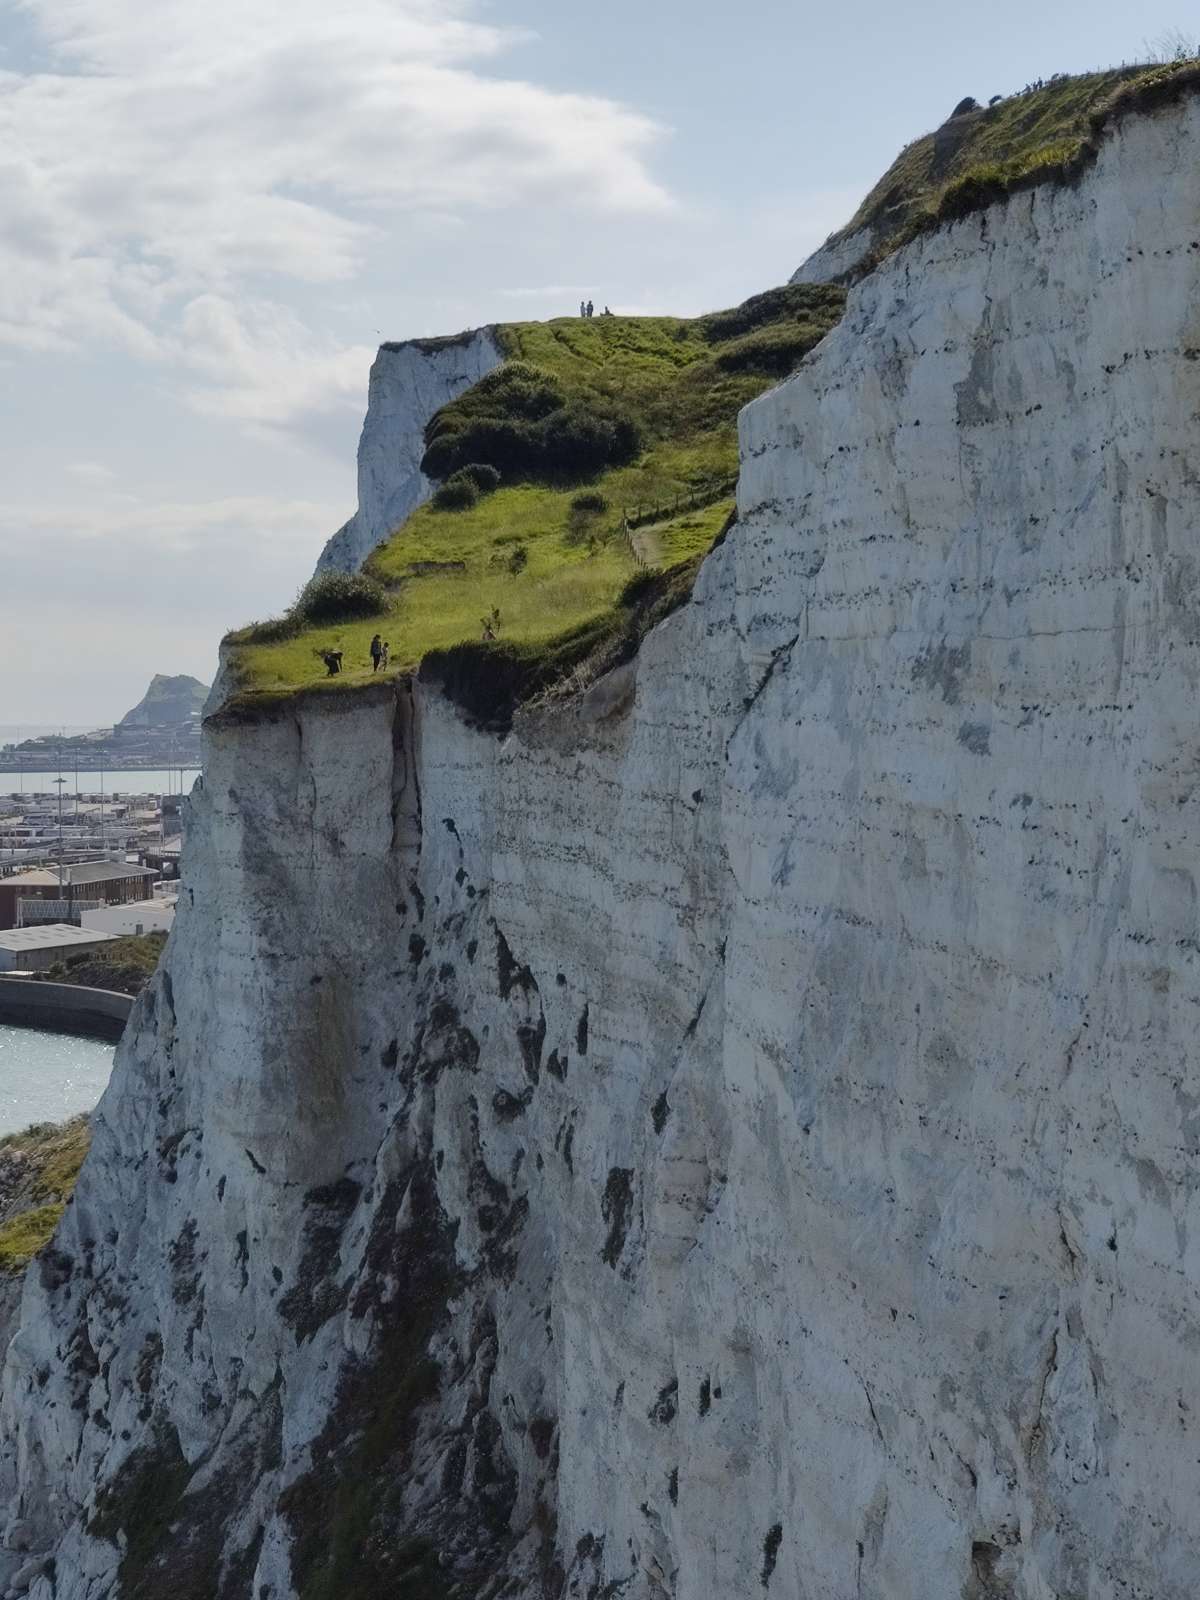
[1,90,1199,1600]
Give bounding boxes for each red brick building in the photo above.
[0,862,159,931]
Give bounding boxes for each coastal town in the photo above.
[0,789,182,970]
[0,675,202,973]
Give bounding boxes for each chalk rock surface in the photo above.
[315,328,502,574]
[790,223,873,284]
[2,93,1200,1600]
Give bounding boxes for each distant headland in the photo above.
[1,675,208,774]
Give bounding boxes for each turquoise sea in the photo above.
[0,1025,115,1136]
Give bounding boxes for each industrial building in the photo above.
[0,861,159,930]
[81,896,175,936]
[0,923,121,973]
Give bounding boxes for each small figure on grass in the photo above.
[319,650,343,676]
[369,633,383,672]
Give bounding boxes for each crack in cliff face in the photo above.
[725,635,800,759]
[391,679,422,860]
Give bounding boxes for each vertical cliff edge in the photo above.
[315,329,503,575]
[1,90,1199,1600]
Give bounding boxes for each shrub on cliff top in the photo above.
[432,477,479,512]
[293,570,386,624]
[454,462,502,493]
[571,490,609,513]
[422,361,642,486]
[432,463,502,510]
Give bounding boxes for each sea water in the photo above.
[0,1025,115,1136]
[0,768,200,799]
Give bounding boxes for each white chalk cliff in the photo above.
[3,91,1200,1600]
[315,329,503,574]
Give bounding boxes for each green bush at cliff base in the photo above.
[223,292,845,711]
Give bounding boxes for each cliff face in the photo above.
[315,330,503,575]
[3,94,1200,1600]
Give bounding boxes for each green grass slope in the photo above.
[221,286,845,722]
[0,1116,91,1272]
[816,57,1200,275]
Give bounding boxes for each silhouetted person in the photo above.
[369,634,382,672]
[321,650,343,676]
[586,300,594,318]
[381,641,390,668]
[580,300,586,317]
[603,305,613,316]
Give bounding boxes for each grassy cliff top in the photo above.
[818,57,1200,273]
[221,287,845,724]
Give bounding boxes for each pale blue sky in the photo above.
[0,0,1187,723]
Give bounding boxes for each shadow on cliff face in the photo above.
[88,1396,282,1600]
[278,1158,523,1600]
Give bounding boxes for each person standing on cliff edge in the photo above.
[369,633,383,672]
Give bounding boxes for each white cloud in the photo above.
[0,0,672,424]
[0,487,342,720]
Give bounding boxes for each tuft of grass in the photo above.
[0,1115,92,1272]
[223,294,844,713]
[0,1203,66,1271]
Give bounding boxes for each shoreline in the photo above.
[0,978,132,1043]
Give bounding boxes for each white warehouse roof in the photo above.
[0,923,122,953]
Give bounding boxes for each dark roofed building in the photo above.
[0,862,159,930]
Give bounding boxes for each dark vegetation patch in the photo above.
[761,1523,784,1587]
[516,1012,547,1082]
[432,475,479,512]
[648,1380,678,1426]
[651,1091,670,1135]
[432,464,504,512]
[423,361,642,487]
[600,1168,635,1268]
[89,1425,196,1595]
[89,1401,281,1600]
[492,1087,534,1122]
[281,1162,521,1600]
[570,490,609,513]
[279,1178,361,1342]
[495,927,537,1001]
